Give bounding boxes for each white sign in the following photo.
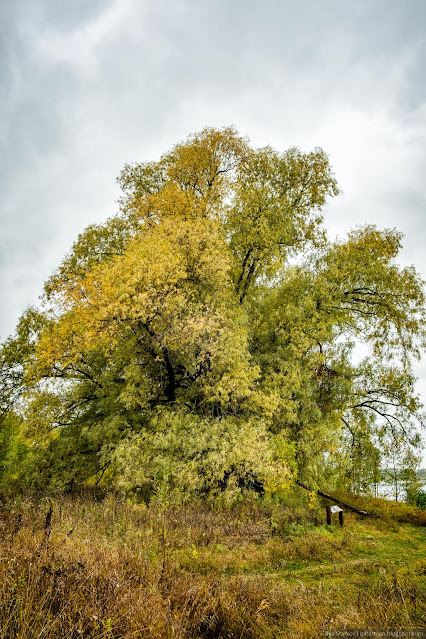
[330,505,343,513]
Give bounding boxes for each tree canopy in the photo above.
[1,126,425,497]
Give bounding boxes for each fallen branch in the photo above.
[295,480,368,517]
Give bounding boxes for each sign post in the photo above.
[326,504,343,526]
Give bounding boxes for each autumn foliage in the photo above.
[0,127,424,497]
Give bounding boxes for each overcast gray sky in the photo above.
[2,0,426,454]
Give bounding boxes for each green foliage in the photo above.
[0,126,425,497]
[413,490,426,509]
[110,410,293,499]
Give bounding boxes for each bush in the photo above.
[414,490,426,510]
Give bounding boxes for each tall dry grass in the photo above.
[0,493,424,638]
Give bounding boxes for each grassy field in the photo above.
[0,490,425,638]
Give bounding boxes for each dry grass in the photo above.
[333,490,426,526]
[0,492,424,638]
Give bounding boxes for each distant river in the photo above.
[377,482,426,501]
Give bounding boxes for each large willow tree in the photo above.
[1,127,424,495]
